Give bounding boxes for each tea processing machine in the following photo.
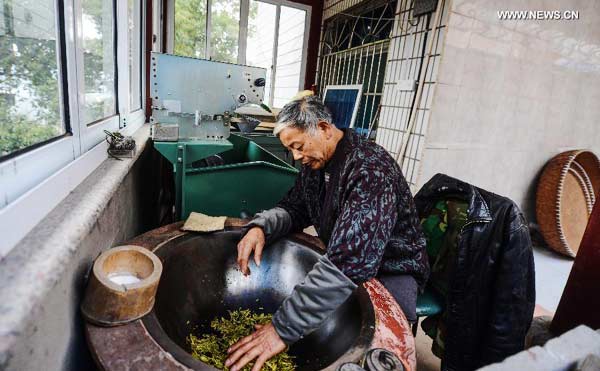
[150,53,298,219]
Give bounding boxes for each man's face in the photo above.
[278,123,331,170]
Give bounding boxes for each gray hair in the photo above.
[273,96,333,136]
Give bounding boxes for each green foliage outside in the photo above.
[1,0,258,157]
[0,34,63,156]
[174,0,208,59]
[174,0,258,64]
[0,0,105,157]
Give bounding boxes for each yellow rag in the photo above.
[181,212,227,233]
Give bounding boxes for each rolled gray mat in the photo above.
[364,348,405,371]
[337,363,366,371]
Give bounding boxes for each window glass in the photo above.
[129,0,142,111]
[272,6,305,108]
[174,0,207,59]
[246,0,276,104]
[210,0,240,63]
[0,0,65,157]
[81,0,117,124]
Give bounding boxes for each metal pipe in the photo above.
[367,42,385,135]
[360,44,374,131]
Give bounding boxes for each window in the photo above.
[81,0,117,124]
[246,1,276,104]
[210,0,240,64]
[174,0,207,58]
[272,5,306,108]
[172,0,310,108]
[0,0,66,157]
[318,1,395,134]
[0,0,147,255]
[174,0,242,62]
[129,0,143,111]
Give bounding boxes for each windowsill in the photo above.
[0,124,151,356]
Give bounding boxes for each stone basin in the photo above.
[142,229,375,370]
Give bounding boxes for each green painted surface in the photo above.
[183,161,297,219]
[154,134,298,220]
[154,140,233,165]
[237,133,301,169]
[416,289,444,317]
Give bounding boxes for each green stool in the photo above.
[414,287,444,335]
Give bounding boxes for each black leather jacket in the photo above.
[414,174,536,371]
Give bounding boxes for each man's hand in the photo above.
[225,322,286,371]
[237,227,265,276]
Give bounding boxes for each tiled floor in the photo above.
[532,244,573,312]
[415,320,441,371]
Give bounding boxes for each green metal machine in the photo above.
[150,53,298,220]
[154,134,298,220]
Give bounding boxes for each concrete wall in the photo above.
[0,128,158,370]
[416,0,600,218]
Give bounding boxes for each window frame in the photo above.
[127,0,148,130]
[128,0,145,113]
[0,0,148,256]
[0,0,79,208]
[168,0,311,107]
[75,0,121,152]
[244,0,310,107]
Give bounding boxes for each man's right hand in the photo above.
[237,226,266,276]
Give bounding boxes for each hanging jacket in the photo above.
[414,174,536,371]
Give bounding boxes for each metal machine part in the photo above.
[152,123,179,142]
[150,52,266,142]
[142,229,375,371]
[230,115,261,134]
[152,109,230,140]
[152,134,297,219]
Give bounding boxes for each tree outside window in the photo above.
[0,0,64,157]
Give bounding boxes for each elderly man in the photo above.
[225,96,429,371]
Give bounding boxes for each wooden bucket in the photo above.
[81,245,163,326]
[536,150,600,257]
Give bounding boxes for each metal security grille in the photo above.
[323,0,365,20]
[376,0,447,189]
[317,1,396,135]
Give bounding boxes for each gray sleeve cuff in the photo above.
[271,255,358,345]
[243,207,293,243]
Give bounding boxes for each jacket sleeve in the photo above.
[480,209,536,366]
[271,254,358,345]
[327,167,399,284]
[243,207,293,244]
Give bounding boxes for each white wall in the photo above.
[417,0,600,218]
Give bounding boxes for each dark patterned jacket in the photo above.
[278,129,429,287]
[248,130,430,345]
